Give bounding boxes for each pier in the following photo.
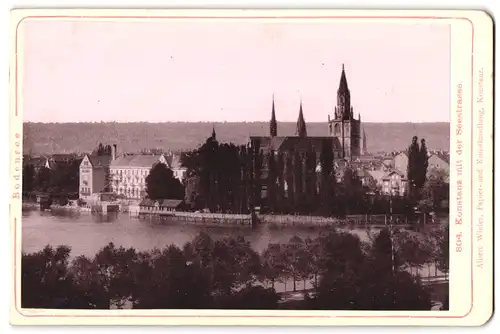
[129,206,255,227]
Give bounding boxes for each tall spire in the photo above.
[270,94,277,137]
[296,100,307,137]
[338,63,349,94]
[337,63,352,120]
[211,124,216,140]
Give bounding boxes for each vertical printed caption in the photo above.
[455,83,464,254]
[12,133,22,200]
[474,68,485,269]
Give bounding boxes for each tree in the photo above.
[370,227,399,275]
[78,243,142,308]
[417,139,429,190]
[340,167,366,214]
[318,140,335,215]
[181,134,249,213]
[216,285,280,310]
[186,233,261,297]
[308,230,432,311]
[211,236,261,295]
[70,255,112,308]
[419,168,449,213]
[261,243,286,289]
[133,245,213,309]
[266,150,278,212]
[22,245,79,308]
[407,136,430,203]
[145,163,185,200]
[304,236,323,289]
[393,230,430,276]
[407,136,420,201]
[435,224,450,279]
[303,148,317,213]
[35,166,51,192]
[22,164,35,194]
[93,143,112,156]
[184,175,202,210]
[284,236,306,292]
[292,151,304,212]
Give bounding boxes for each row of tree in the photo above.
[180,134,366,215]
[22,225,449,310]
[180,134,449,216]
[22,161,81,195]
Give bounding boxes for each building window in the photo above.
[334,123,340,134]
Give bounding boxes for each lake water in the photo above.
[21,208,375,258]
[21,207,445,293]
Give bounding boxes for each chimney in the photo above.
[111,144,117,161]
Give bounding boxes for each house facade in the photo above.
[79,154,112,199]
[381,170,407,197]
[428,153,450,173]
[393,152,408,175]
[110,153,169,199]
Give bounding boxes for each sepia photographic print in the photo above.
[10,9,493,326]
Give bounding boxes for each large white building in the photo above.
[79,144,187,200]
[109,145,187,200]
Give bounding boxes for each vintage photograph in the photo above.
[19,15,452,312]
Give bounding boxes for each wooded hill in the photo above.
[23,122,450,155]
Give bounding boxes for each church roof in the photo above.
[250,136,342,153]
[87,155,112,168]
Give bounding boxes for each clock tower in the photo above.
[328,64,362,159]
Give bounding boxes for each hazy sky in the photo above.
[22,19,451,123]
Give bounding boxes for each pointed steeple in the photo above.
[338,63,349,94]
[337,64,352,120]
[296,100,307,137]
[270,95,277,137]
[211,124,216,140]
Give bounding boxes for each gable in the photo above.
[81,155,92,167]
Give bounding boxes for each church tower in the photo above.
[296,101,307,137]
[328,64,362,159]
[270,95,277,137]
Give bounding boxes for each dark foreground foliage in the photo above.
[22,227,447,310]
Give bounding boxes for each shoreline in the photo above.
[21,201,445,229]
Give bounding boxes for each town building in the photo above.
[250,64,365,162]
[79,154,112,199]
[327,64,364,159]
[428,152,450,171]
[392,151,450,178]
[393,152,408,175]
[108,145,186,200]
[248,65,369,208]
[381,170,408,197]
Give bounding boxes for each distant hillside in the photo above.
[23,122,450,155]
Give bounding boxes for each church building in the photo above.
[249,64,366,161]
[248,65,368,210]
[328,64,366,159]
